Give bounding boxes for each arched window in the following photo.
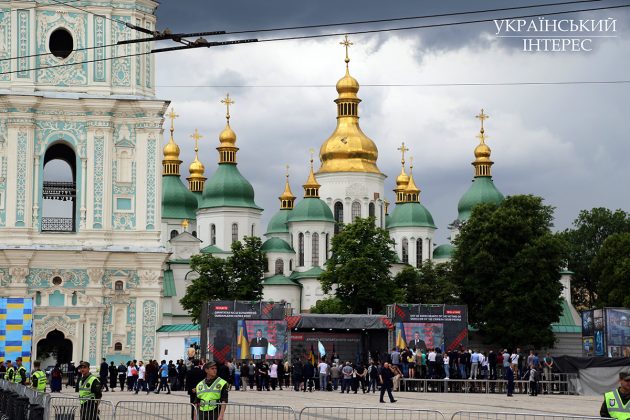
[334,202,344,234]
[115,281,124,291]
[351,202,361,221]
[71,291,77,306]
[298,233,304,266]
[231,223,238,243]
[35,291,41,306]
[210,224,216,245]
[170,229,178,239]
[325,233,329,260]
[275,259,284,275]
[289,260,293,271]
[114,342,123,351]
[251,224,255,236]
[416,239,423,267]
[42,143,77,232]
[312,233,320,267]
[369,202,375,218]
[402,238,409,264]
[428,239,432,260]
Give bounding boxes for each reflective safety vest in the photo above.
[79,374,99,404]
[605,389,630,420]
[5,367,15,382]
[196,377,227,412]
[15,366,26,384]
[32,370,47,392]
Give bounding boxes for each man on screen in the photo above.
[250,329,269,359]
[410,332,427,353]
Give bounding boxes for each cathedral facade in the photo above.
[0,0,166,365]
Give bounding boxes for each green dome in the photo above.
[433,243,455,259]
[267,209,292,234]
[261,237,295,254]
[161,175,198,220]
[200,163,261,210]
[386,202,436,229]
[457,176,504,222]
[288,198,334,223]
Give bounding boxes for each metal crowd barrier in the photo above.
[115,401,197,420]
[299,406,446,420]
[218,402,297,420]
[0,379,47,419]
[401,374,579,395]
[45,396,115,420]
[449,411,607,420]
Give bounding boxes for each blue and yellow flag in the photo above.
[236,320,249,360]
[395,322,407,350]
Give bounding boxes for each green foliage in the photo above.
[320,217,399,314]
[309,297,349,314]
[394,261,458,304]
[561,208,630,308]
[180,236,265,323]
[593,232,630,307]
[451,195,565,348]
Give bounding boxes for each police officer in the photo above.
[77,361,102,420]
[31,360,47,392]
[195,361,228,420]
[601,371,630,419]
[14,357,27,385]
[5,360,15,382]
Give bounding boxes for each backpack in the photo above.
[52,369,61,379]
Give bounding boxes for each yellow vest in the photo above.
[15,366,26,384]
[79,375,99,404]
[605,389,630,420]
[196,377,227,412]
[32,370,47,392]
[5,367,15,382]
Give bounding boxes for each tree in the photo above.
[451,195,565,348]
[593,232,630,307]
[562,208,630,308]
[320,217,400,314]
[180,254,231,323]
[180,236,266,322]
[228,236,266,301]
[309,297,349,314]
[394,261,458,304]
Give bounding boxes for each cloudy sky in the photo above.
[151,0,629,244]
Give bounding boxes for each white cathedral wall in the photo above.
[262,285,301,314]
[287,220,334,270]
[389,226,436,267]
[317,172,387,227]
[196,207,262,251]
[299,277,331,312]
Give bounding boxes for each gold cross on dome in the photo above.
[409,156,414,172]
[475,108,489,132]
[397,142,409,165]
[167,108,179,131]
[340,34,353,63]
[221,93,235,121]
[309,148,315,167]
[285,164,290,178]
[190,128,203,152]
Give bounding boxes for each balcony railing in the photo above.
[41,217,74,232]
[42,181,76,201]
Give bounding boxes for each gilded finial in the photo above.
[475,108,489,135]
[167,108,179,136]
[309,148,315,169]
[340,34,353,66]
[304,149,321,198]
[221,93,235,124]
[181,219,189,231]
[397,142,409,166]
[279,164,296,209]
[409,156,414,173]
[285,164,290,179]
[191,128,203,154]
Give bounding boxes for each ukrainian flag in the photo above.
[236,320,249,360]
[395,322,407,350]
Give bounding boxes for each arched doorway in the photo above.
[36,330,73,367]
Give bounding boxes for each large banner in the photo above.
[390,304,468,352]
[0,298,33,372]
[207,301,287,362]
[605,308,630,357]
[290,331,362,364]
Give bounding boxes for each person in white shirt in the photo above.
[269,361,279,390]
[317,360,329,391]
[134,361,148,394]
[427,349,437,378]
[443,354,450,379]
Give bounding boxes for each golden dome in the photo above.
[303,153,321,198]
[219,124,236,146]
[278,167,296,210]
[188,128,206,178]
[318,36,381,175]
[163,108,182,176]
[404,160,421,203]
[472,109,494,177]
[217,94,239,164]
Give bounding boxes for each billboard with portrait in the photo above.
[390,304,468,351]
[605,308,630,357]
[244,320,287,360]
